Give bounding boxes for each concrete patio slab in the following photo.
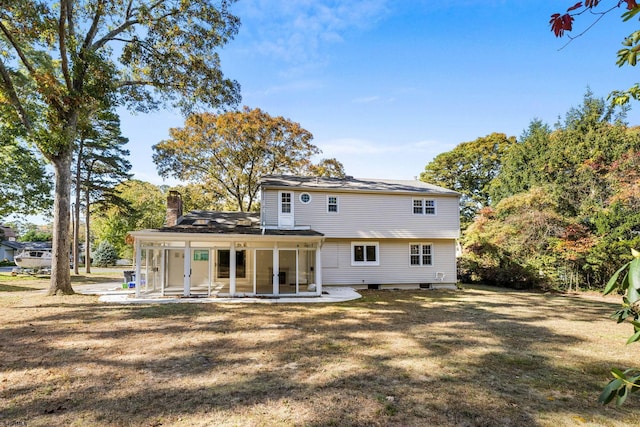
[75,282,362,304]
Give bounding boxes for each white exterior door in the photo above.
[278,191,294,228]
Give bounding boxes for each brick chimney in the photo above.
[166,191,183,227]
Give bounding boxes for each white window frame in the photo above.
[412,198,436,215]
[299,192,312,204]
[410,243,433,266]
[280,191,292,214]
[327,195,339,213]
[413,199,424,214]
[351,242,379,266]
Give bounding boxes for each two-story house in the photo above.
[128,175,460,298]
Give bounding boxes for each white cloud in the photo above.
[352,96,380,104]
[233,0,391,68]
[247,79,326,97]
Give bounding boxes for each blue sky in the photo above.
[121,0,640,184]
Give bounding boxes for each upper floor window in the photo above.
[413,198,436,215]
[413,199,423,214]
[327,195,339,213]
[352,242,379,266]
[410,244,432,266]
[300,193,311,204]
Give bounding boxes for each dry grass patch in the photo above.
[0,283,639,426]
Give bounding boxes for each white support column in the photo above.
[134,239,142,298]
[144,249,150,293]
[273,243,279,295]
[161,249,166,296]
[315,245,322,296]
[183,242,191,297]
[230,242,236,296]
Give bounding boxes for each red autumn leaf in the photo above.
[625,0,638,9]
[550,12,575,37]
[562,13,574,30]
[585,0,600,7]
[567,2,583,12]
[550,13,563,37]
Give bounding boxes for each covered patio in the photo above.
[129,212,324,298]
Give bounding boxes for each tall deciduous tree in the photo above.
[0,1,240,294]
[153,107,346,212]
[420,132,515,226]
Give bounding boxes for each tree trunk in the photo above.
[73,186,80,275]
[84,188,91,274]
[73,141,83,275]
[47,146,75,295]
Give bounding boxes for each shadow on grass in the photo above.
[1,286,638,426]
[0,284,41,292]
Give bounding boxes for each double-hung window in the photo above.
[327,195,338,213]
[413,198,436,215]
[351,242,379,266]
[410,244,432,266]
[413,199,423,214]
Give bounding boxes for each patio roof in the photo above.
[133,211,323,238]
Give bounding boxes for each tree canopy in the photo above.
[0,0,240,294]
[0,134,52,217]
[428,92,640,290]
[420,132,515,226]
[153,107,346,212]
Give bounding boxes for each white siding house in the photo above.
[129,175,460,298]
[260,176,460,289]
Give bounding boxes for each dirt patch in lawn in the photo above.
[0,283,638,426]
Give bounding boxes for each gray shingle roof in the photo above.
[1,241,52,250]
[260,175,459,195]
[160,211,323,236]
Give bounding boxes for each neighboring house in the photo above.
[129,175,460,298]
[0,241,51,263]
[0,241,21,263]
[0,224,17,241]
[1,225,19,262]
